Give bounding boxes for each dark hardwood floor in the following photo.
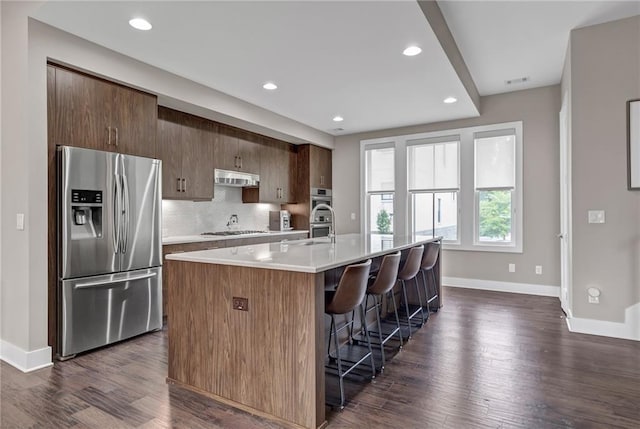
[2,287,639,428]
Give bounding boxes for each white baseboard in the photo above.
[443,276,560,297]
[0,340,53,372]
[565,302,640,341]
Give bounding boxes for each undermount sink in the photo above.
[201,230,267,236]
[296,239,328,246]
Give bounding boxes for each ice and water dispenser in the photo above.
[70,189,103,239]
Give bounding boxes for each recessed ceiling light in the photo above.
[129,18,152,31]
[403,46,422,56]
[443,97,458,104]
[333,116,344,122]
[263,82,278,90]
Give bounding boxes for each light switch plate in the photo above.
[16,213,25,230]
[588,210,605,224]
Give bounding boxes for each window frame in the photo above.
[360,121,523,254]
[361,141,397,235]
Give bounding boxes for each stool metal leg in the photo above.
[359,302,376,380]
[330,314,346,409]
[413,276,425,326]
[372,294,386,370]
[388,289,404,349]
[401,280,413,338]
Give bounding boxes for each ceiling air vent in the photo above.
[332,128,344,132]
[505,77,530,85]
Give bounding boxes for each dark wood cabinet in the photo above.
[49,65,157,157]
[285,144,332,230]
[157,107,215,200]
[309,145,332,189]
[214,125,260,174]
[244,138,295,203]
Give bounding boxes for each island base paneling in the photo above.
[166,260,326,429]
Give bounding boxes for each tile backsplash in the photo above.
[162,186,279,237]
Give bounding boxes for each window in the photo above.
[474,130,516,245]
[361,121,522,253]
[407,136,459,241]
[364,145,394,235]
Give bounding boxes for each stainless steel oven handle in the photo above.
[74,272,157,289]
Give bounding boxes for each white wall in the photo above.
[334,85,561,288]
[0,7,333,371]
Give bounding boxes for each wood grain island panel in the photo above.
[165,234,441,428]
[167,261,325,428]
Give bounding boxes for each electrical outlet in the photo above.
[232,297,249,311]
[535,265,543,275]
[588,210,605,224]
[588,296,600,304]
[508,263,516,273]
[350,213,356,221]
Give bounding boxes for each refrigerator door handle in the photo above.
[121,171,130,254]
[113,172,120,254]
[74,272,158,289]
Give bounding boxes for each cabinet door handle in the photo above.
[182,178,186,193]
[177,178,181,192]
[234,156,238,168]
[107,126,112,145]
[115,127,119,147]
[239,156,242,169]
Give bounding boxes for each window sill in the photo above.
[442,243,523,254]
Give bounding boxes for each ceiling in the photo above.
[32,1,639,136]
[439,1,640,96]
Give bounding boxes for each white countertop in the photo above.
[162,230,309,245]
[165,233,441,273]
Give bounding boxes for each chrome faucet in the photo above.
[310,203,336,243]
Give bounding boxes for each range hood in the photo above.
[214,169,260,187]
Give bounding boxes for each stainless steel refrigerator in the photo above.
[58,146,163,358]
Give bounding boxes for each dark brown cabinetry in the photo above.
[214,126,260,174]
[157,107,216,200]
[309,144,332,189]
[49,65,157,158]
[251,139,295,203]
[285,144,333,230]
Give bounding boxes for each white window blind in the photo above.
[407,136,459,191]
[474,130,515,190]
[366,146,395,192]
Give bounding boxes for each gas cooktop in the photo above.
[201,230,268,236]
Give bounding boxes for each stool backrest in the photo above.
[397,245,424,281]
[421,242,440,270]
[326,259,372,315]
[368,252,401,295]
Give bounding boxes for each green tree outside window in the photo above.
[479,190,511,240]
[376,209,392,234]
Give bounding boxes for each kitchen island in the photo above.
[165,233,442,429]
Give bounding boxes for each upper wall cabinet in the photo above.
[309,145,332,189]
[262,139,295,203]
[48,65,157,158]
[214,126,260,174]
[157,107,216,200]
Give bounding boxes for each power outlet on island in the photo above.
[232,297,249,311]
[535,265,543,275]
[508,263,516,273]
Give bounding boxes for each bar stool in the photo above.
[419,242,440,319]
[396,245,425,339]
[361,251,402,372]
[325,259,374,409]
